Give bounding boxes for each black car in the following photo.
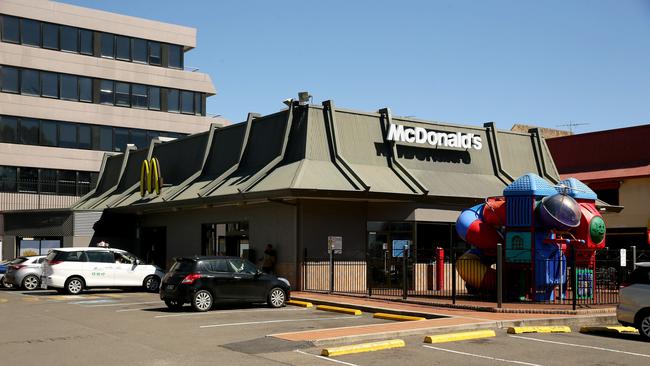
[160,256,291,312]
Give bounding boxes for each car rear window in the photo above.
[200,259,229,273]
[630,267,650,285]
[170,260,195,273]
[9,257,28,265]
[51,251,87,262]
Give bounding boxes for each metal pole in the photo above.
[451,244,456,305]
[329,249,334,294]
[571,245,577,311]
[402,246,408,300]
[497,243,503,308]
[631,246,637,270]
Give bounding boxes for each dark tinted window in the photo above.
[1,66,19,93]
[227,259,257,274]
[0,116,18,143]
[115,82,130,107]
[168,44,182,69]
[195,93,203,116]
[60,74,78,101]
[131,84,147,108]
[79,29,93,55]
[99,80,114,105]
[41,72,59,98]
[0,166,17,192]
[40,169,57,193]
[78,171,92,194]
[60,26,78,52]
[630,267,650,285]
[59,123,77,148]
[181,91,194,114]
[115,35,131,60]
[132,38,147,63]
[148,41,161,65]
[78,125,91,149]
[130,129,147,149]
[58,170,76,195]
[100,33,114,58]
[19,118,39,145]
[18,167,38,192]
[148,87,160,110]
[54,251,86,262]
[79,77,92,102]
[42,23,59,49]
[170,260,196,273]
[99,126,113,151]
[1,15,20,43]
[114,128,128,152]
[40,120,58,146]
[21,69,40,96]
[86,251,114,263]
[167,89,179,112]
[201,259,229,272]
[21,19,41,46]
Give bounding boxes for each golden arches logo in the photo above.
[140,157,162,197]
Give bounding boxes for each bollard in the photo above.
[436,247,445,291]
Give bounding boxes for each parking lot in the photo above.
[1,288,649,366]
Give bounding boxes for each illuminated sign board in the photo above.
[386,123,482,150]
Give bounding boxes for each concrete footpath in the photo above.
[270,292,618,346]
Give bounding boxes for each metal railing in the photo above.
[0,179,90,211]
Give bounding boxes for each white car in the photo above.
[43,247,165,295]
[617,262,650,340]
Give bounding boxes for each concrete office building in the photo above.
[3,99,570,286]
[0,0,217,256]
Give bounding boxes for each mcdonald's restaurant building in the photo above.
[2,100,566,287]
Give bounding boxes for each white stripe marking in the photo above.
[155,307,308,318]
[423,345,544,366]
[294,349,361,366]
[79,301,161,307]
[509,335,650,358]
[200,315,359,328]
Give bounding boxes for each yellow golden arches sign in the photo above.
[140,157,162,197]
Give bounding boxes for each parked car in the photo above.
[617,262,650,340]
[43,247,165,295]
[1,259,13,288]
[4,256,47,290]
[160,256,291,312]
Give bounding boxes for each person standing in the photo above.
[262,244,277,274]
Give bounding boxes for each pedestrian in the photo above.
[262,244,277,274]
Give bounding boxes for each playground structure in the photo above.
[456,173,607,301]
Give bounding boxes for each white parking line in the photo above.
[78,301,162,307]
[423,345,544,366]
[508,335,650,358]
[154,307,308,318]
[294,349,361,366]
[200,315,359,328]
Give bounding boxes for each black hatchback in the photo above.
[160,256,291,312]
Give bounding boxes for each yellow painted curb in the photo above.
[579,326,638,334]
[316,305,362,315]
[507,326,571,334]
[287,300,313,308]
[373,313,426,321]
[424,330,496,343]
[321,339,405,357]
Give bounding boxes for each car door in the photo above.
[112,251,143,287]
[83,251,115,287]
[201,259,238,301]
[226,258,267,302]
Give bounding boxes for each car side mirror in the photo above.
[135,259,141,266]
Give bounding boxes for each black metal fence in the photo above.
[301,246,648,308]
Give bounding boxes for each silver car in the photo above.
[617,262,650,340]
[5,256,46,291]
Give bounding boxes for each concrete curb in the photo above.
[321,339,405,357]
[292,296,446,319]
[424,330,496,343]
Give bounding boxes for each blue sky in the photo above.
[62,0,650,133]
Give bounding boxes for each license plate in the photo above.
[166,284,174,290]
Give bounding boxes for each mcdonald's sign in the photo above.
[140,158,163,197]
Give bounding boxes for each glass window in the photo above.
[78,125,91,149]
[40,120,58,147]
[100,32,114,58]
[99,80,114,105]
[131,84,147,109]
[1,15,20,43]
[86,251,114,263]
[18,167,38,192]
[41,72,59,98]
[0,166,17,192]
[0,116,18,143]
[167,89,179,112]
[115,35,131,60]
[201,259,229,272]
[21,19,41,46]
[132,38,147,63]
[148,41,161,65]
[99,126,113,151]
[195,93,203,115]
[60,26,78,52]
[78,171,92,194]
[60,74,78,101]
[1,66,19,93]
[181,91,194,114]
[21,69,40,96]
[129,129,147,149]
[227,259,258,274]
[79,29,93,55]
[148,86,160,110]
[42,23,59,50]
[79,77,92,102]
[58,169,76,195]
[39,240,61,256]
[59,123,77,148]
[19,118,39,145]
[114,128,128,152]
[115,82,130,107]
[40,169,57,194]
[168,44,183,69]
[54,250,86,262]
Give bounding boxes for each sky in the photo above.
[62,0,650,133]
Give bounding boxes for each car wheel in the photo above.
[1,276,13,289]
[143,275,160,292]
[164,299,184,311]
[638,312,650,341]
[192,290,213,312]
[22,275,40,291]
[65,277,84,295]
[267,287,286,308]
